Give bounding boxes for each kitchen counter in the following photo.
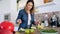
[15,27,60,34]
[15,29,40,34]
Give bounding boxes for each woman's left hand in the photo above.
[35,21,40,25]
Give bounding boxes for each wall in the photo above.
[0,0,11,23]
[0,0,17,24]
[0,0,60,24]
[35,0,60,14]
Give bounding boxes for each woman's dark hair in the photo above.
[25,0,35,14]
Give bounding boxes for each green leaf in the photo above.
[42,29,57,33]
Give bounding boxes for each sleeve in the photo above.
[16,10,23,24]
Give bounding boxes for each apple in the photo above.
[25,29,35,34]
[30,29,34,33]
[25,29,30,34]
[30,29,35,34]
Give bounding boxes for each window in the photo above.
[44,0,53,3]
[4,13,10,21]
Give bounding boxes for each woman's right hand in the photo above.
[17,19,22,24]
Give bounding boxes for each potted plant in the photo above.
[41,29,58,34]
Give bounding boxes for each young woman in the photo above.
[16,0,36,31]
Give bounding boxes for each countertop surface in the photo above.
[15,27,60,34]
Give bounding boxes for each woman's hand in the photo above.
[35,21,40,25]
[17,19,22,24]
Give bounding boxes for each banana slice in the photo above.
[31,27,36,29]
[20,28,25,31]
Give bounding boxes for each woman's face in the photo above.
[26,2,33,11]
